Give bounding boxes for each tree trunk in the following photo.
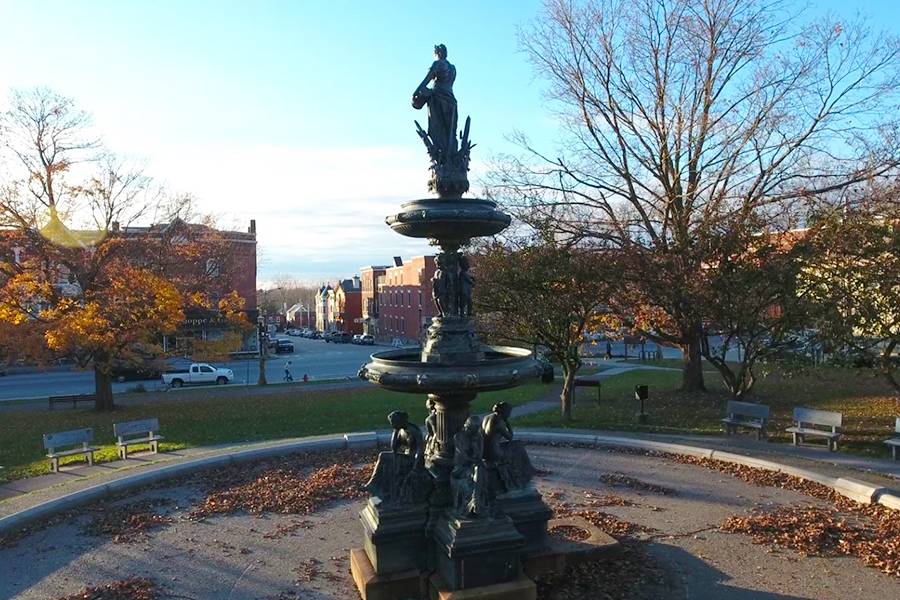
[94,365,115,411]
[258,353,267,386]
[881,341,899,398]
[681,329,706,392]
[559,354,581,422]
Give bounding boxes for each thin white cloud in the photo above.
[141,141,441,281]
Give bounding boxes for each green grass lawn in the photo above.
[0,382,547,479]
[517,367,900,458]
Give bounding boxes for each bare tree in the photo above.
[490,0,900,392]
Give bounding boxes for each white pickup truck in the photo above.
[161,363,234,388]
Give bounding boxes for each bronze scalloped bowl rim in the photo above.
[384,198,512,239]
[361,345,541,394]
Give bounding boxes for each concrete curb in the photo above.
[3,429,899,537]
[0,432,373,536]
[516,431,900,511]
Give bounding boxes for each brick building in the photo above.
[376,255,437,344]
[359,265,389,336]
[335,276,363,335]
[0,218,258,352]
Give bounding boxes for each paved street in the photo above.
[0,336,743,404]
[0,336,381,403]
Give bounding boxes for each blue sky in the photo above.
[1,0,898,284]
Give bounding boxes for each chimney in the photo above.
[249,219,256,235]
[353,274,361,289]
[111,221,120,232]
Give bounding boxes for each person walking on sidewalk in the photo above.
[284,360,293,382]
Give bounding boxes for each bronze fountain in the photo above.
[351,44,553,600]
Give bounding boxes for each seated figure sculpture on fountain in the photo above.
[483,402,536,493]
[451,416,491,517]
[366,411,430,505]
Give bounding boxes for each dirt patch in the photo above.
[51,578,155,600]
[599,472,677,496]
[191,461,370,519]
[549,524,592,541]
[535,541,667,599]
[84,499,173,543]
[722,505,900,577]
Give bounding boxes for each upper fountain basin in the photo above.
[359,345,541,394]
[385,198,511,241]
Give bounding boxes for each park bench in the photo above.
[113,418,164,459]
[785,407,842,452]
[884,418,900,460]
[48,393,96,410]
[43,428,99,472]
[721,400,770,440]
[573,377,602,404]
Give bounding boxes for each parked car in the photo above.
[275,339,295,354]
[308,331,322,340]
[111,362,164,383]
[351,334,362,344]
[359,334,375,346]
[162,363,234,387]
[332,332,352,344]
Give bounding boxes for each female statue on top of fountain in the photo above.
[412,44,458,158]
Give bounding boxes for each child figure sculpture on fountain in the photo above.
[366,411,431,506]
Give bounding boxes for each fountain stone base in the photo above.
[361,498,429,575]
[432,513,525,591]
[496,487,553,552]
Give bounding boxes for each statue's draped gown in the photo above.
[426,59,458,156]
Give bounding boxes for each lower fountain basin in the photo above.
[359,345,541,394]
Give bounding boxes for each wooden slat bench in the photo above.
[785,407,842,452]
[721,400,770,440]
[884,418,900,460]
[48,394,97,410]
[43,428,99,472]
[114,418,164,459]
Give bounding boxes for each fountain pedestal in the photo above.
[361,498,429,575]
[432,514,525,591]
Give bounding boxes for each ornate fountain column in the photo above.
[351,44,549,600]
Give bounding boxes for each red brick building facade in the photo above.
[1,218,258,352]
[376,255,437,344]
[360,265,389,335]
[335,277,363,335]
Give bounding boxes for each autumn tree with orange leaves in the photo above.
[0,88,248,410]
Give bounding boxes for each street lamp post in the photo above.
[257,314,268,386]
